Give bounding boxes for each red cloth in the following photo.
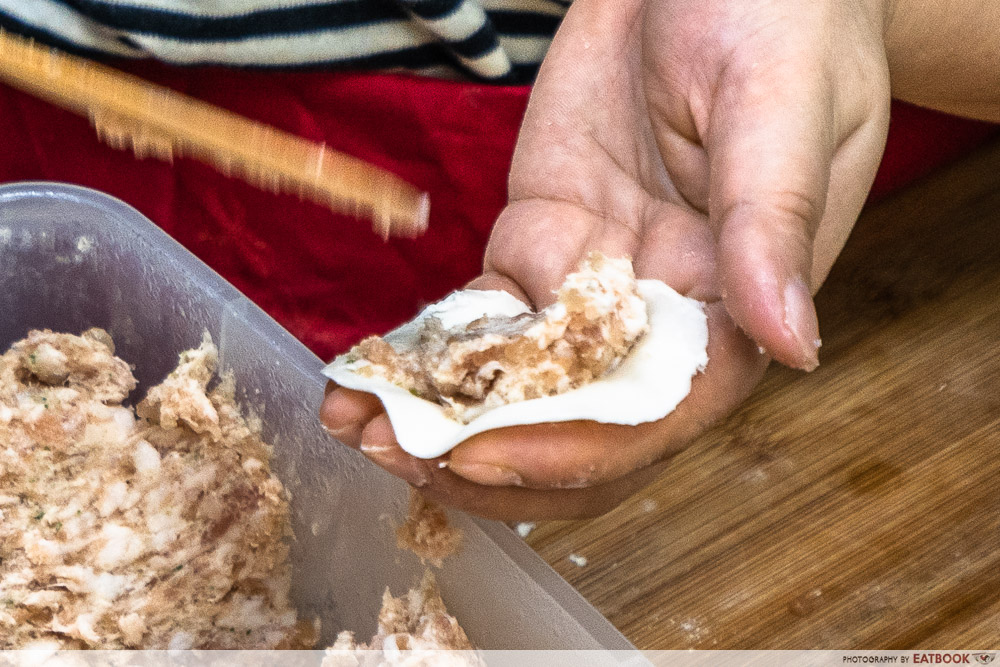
[1,63,996,360]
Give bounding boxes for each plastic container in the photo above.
[0,182,633,651]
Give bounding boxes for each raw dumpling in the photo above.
[323,254,708,459]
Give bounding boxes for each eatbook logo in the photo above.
[974,655,995,665]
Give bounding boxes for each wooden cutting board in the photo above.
[527,138,1000,649]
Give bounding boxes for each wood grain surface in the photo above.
[526,139,1000,649]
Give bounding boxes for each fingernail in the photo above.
[359,442,397,455]
[323,424,355,441]
[449,462,524,487]
[783,276,821,371]
[361,445,430,487]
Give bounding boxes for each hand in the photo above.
[321,0,891,520]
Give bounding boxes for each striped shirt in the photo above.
[0,0,570,83]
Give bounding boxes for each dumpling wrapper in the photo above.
[322,281,708,459]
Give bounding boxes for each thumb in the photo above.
[708,64,834,371]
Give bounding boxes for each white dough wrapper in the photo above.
[322,281,708,459]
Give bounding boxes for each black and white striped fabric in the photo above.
[0,0,570,83]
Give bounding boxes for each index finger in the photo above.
[482,198,638,308]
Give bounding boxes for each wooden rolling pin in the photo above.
[0,29,430,239]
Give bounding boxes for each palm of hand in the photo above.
[322,0,890,519]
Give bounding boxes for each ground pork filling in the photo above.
[350,253,649,423]
[396,489,462,568]
[0,329,470,652]
[327,570,474,656]
[0,329,314,649]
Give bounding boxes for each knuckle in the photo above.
[765,189,824,233]
[722,192,823,246]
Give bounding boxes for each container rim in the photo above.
[0,180,636,651]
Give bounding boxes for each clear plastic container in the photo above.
[0,182,633,651]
